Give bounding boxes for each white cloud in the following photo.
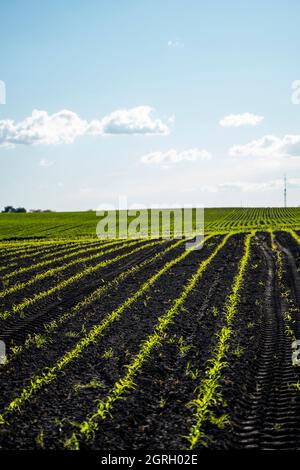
[140,148,212,167]
[167,40,183,48]
[0,110,87,147]
[88,106,170,136]
[229,134,300,158]
[0,106,171,147]
[220,112,264,127]
[39,158,53,167]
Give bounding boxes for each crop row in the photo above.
[286,228,300,246]
[0,242,73,261]
[63,234,232,448]
[0,240,98,266]
[185,231,254,449]
[2,240,122,281]
[0,234,212,426]
[7,238,188,362]
[0,238,96,254]
[0,239,162,321]
[205,209,300,232]
[0,239,133,296]
[271,231,299,340]
[0,243,84,275]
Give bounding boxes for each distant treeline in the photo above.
[1,206,53,213]
[2,206,27,213]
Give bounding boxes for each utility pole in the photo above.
[284,174,287,208]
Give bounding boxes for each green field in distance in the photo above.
[0,207,300,240]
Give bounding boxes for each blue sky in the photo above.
[1,0,300,210]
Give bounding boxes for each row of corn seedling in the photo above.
[7,238,187,362]
[62,234,232,449]
[0,235,212,425]
[0,239,162,321]
[185,232,254,449]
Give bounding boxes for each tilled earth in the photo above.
[0,232,300,450]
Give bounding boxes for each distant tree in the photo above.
[15,207,27,213]
[3,206,14,213]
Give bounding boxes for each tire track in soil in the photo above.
[276,231,300,272]
[229,235,300,450]
[277,239,300,312]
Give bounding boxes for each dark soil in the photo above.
[0,232,300,450]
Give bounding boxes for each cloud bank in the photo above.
[220,112,264,127]
[140,148,212,167]
[229,134,300,158]
[0,106,171,147]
